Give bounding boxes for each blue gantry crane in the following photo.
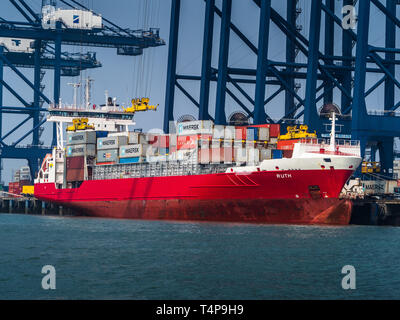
[0,0,165,183]
[163,0,400,177]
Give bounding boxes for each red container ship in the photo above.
[33,93,361,225]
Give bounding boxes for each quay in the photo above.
[0,196,75,217]
[1,195,400,227]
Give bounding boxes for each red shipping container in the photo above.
[177,135,198,150]
[66,156,85,169]
[235,127,247,141]
[250,124,281,137]
[152,135,169,148]
[283,150,293,158]
[277,139,299,151]
[96,162,116,166]
[66,168,84,182]
[19,180,31,187]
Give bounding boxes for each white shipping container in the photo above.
[176,120,214,135]
[66,144,96,157]
[97,149,119,163]
[258,127,270,141]
[20,166,30,173]
[235,148,247,164]
[260,149,272,161]
[224,126,235,140]
[169,134,177,146]
[211,140,221,148]
[20,174,31,181]
[97,136,128,150]
[247,148,260,164]
[129,132,146,145]
[119,144,148,158]
[67,131,97,145]
[176,149,198,162]
[223,140,233,148]
[213,125,225,139]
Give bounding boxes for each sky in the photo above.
[0,0,397,183]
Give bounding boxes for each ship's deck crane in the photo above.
[123,98,158,114]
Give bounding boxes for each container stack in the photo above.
[66,131,96,182]
[96,136,127,165]
[8,166,32,195]
[90,120,282,169]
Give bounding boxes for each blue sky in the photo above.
[0,0,397,183]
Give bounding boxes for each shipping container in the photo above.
[224,126,236,140]
[66,144,96,157]
[258,127,270,141]
[169,134,177,147]
[148,155,168,163]
[222,147,234,164]
[19,179,31,186]
[119,144,148,158]
[283,150,293,158]
[67,131,97,145]
[235,147,247,163]
[277,139,299,151]
[176,149,198,162]
[223,140,233,148]
[213,125,225,139]
[152,135,169,148]
[66,168,84,182]
[19,173,31,180]
[119,157,144,164]
[247,148,260,164]
[246,127,259,141]
[96,162,116,166]
[211,139,222,148]
[97,136,128,150]
[176,120,214,135]
[20,166,30,173]
[250,124,281,137]
[159,148,169,156]
[272,149,283,159]
[96,131,108,138]
[66,156,85,169]
[198,148,211,164]
[177,135,198,150]
[235,127,247,140]
[260,149,272,161]
[97,149,119,163]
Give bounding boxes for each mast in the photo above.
[329,111,337,152]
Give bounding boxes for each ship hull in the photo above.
[34,169,354,225]
[60,198,352,225]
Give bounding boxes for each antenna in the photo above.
[329,112,337,152]
[85,77,94,110]
[68,82,81,109]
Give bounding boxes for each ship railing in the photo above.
[299,138,360,147]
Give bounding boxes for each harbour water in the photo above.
[1,213,400,300]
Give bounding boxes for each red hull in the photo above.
[34,169,354,225]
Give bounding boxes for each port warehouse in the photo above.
[1,1,400,223]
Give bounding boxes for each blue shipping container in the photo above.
[96,131,108,138]
[246,127,259,141]
[119,157,142,164]
[159,148,169,156]
[272,149,283,159]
